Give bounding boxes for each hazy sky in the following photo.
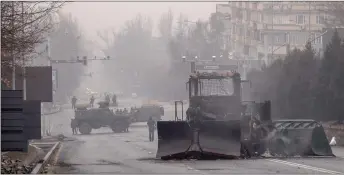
[62,2,224,40]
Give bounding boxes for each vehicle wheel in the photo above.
[79,123,92,135]
[92,122,102,129]
[111,121,126,133]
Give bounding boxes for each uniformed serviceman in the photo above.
[105,94,111,103]
[147,117,156,142]
[71,96,77,109]
[71,118,78,134]
[90,95,95,107]
[112,94,117,105]
[123,108,128,114]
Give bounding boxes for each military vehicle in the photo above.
[156,65,333,160]
[131,104,164,122]
[74,101,131,134]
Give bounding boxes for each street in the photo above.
[48,102,344,174]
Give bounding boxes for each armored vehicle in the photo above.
[74,101,131,134]
[131,104,164,122]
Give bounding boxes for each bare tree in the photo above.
[158,9,173,41]
[1,1,64,87]
[325,2,344,26]
[314,2,344,27]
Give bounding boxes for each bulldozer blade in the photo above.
[198,120,241,157]
[269,120,334,157]
[156,120,242,159]
[156,121,192,159]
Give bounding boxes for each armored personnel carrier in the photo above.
[131,104,164,122]
[74,101,131,134]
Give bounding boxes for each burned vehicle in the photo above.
[156,70,333,160]
[131,104,164,122]
[74,101,131,134]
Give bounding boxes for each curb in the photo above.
[30,142,60,174]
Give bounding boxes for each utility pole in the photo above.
[309,2,311,37]
[271,1,275,65]
[22,2,26,100]
[11,1,15,90]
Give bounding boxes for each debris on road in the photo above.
[1,155,35,174]
[330,137,337,146]
[1,144,44,174]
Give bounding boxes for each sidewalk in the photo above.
[42,105,62,115]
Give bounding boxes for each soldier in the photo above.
[147,117,156,142]
[71,96,77,109]
[112,94,117,105]
[105,94,111,103]
[71,118,78,134]
[123,108,128,114]
[90,95,95,108]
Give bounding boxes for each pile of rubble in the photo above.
[1,155,35,174]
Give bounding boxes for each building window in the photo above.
[238,1,242,8]
[273,16,282,24]
[297,15,305,24]
[253,2,258,10]
[275,35,281,43]
[314,33,322,44]
[291,34,296,44]
[246,10,251,21]
[245,2,249,9]
[246,29,251,37]
[239,27,243,36]
[255,30,261,41]
[257,13,262,22]
[316,15,324,24]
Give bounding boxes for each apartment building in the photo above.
[216,2,333,65]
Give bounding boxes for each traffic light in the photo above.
[83,56,87,66]
[182,56,186,62]
[212,55,216,62]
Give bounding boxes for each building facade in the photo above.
[216,2,335,66]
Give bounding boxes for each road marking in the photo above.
[268,159,342,174]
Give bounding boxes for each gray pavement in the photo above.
[49,102,344,174]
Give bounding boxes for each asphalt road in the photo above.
[48,102,344,174]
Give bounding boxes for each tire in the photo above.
[111,121,126,133]
[79,123,92,135]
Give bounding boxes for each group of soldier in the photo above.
[115,107,138,115]
[70,93,117,109]
[70,94,157,141]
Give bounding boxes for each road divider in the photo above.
[30,142,60,174]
